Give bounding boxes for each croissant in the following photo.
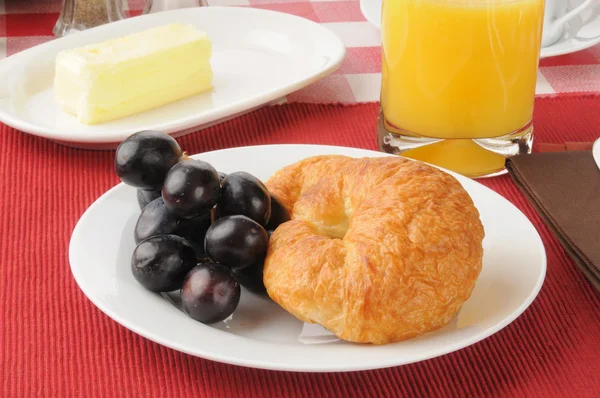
[263,155,484,345]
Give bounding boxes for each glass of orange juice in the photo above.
[377,0,546,178]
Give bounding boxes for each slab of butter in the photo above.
[54,24,213,125]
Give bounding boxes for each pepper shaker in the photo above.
[53,0,127,37]
[145,0,207,13]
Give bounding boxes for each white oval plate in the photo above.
[0,8,344,149]
[69,145,546,372]
[360,0,600,59]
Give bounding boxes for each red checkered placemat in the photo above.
[1,0,599,103]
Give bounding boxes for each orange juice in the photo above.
[379,0,545,177]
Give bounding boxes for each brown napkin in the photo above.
[506,149,600,291]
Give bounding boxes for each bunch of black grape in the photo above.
[115,131,290,324]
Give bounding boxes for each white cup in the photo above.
[543,0,596,47]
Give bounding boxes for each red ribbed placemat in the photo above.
[1,96,599,397]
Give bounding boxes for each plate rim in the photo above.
[0,7,345,144]
[69,144,547,372]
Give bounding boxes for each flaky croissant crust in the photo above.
[264,156,484,345]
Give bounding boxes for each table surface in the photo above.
[2,98,599,397]
[1,1,600,397]
[1,0,600,103]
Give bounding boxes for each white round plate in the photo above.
[360,0,600,59]
[0,8,344,149]
[593,138,600,170]
[69,145,546,372]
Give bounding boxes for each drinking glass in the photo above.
[377,0,546,178]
